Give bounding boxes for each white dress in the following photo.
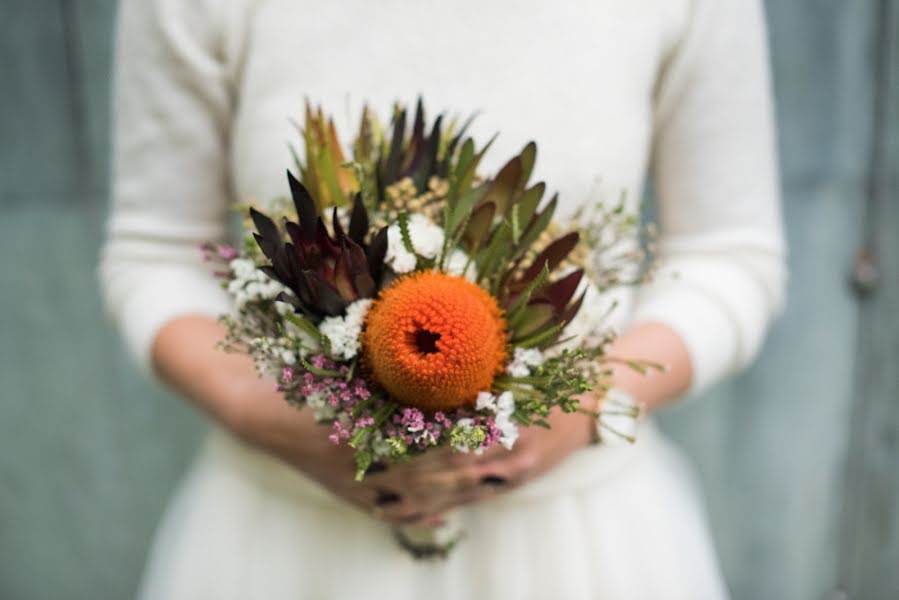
[101,0,786,598]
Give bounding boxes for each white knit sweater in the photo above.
[100,0,786,394]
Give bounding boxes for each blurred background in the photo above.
[1,1,897,599]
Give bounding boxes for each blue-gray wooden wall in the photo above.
[1,1,896,598]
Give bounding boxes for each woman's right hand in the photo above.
[221,374,379,514]
[206,352,469,524]
[151,317,399,520]
[226,375,521,526]
[152,315,492,525]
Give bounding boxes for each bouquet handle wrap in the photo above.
[393,510,465,559]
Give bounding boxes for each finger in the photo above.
[360,488,420,524]
[366,460,388,474]
[423,482,505,516]
[416,463,485,496]
[373,488,403,507]
[471,448,540,489]
[361,450,480,494]
[362,483,447,525]
[362,459,517,520]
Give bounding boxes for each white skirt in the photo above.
[138,422,728,599]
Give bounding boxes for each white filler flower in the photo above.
[505,347,545,377]
[227,258,288,309]
[476,390,519,449]
[318,298,373,360]
[385,213,445,273]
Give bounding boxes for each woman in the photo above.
[101,0,785,597]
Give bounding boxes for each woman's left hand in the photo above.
[364,397,597,523]
[469,400,597,491]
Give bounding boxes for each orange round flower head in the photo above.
[362,270,507,411]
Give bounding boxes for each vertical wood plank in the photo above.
[68,0,120,210]
[0,1,79,206]
[0,3,205,600]
[657,1,877,598]
[838,0,899,596]
[0,207,206,600]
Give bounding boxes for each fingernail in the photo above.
[367,461,388,474]
[375,490,402,506]
[480,475,507,486]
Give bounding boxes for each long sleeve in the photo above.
[632,0,787,393]
[99,0,236,373]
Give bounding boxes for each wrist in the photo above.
[593,387,641,445]
[572,393,602,449]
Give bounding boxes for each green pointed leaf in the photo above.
[447,182,489,235]
[514,193,557,259]
[514,320,566,349]
[450,134,496,207]
[283,312,324,343]
[299,355,343,378]
[461,201,496,254]
[448,138,475,207]
[504,263,550,323]
[509,302,556,340]
[519,142,537,187]
[396,211,416,255]
[516,182,546,228]
[315,146,349,208]
[476,221,514,284]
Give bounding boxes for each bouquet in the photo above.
[204,100,651,556]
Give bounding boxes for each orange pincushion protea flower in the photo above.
[362,271,507,411]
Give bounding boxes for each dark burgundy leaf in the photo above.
[480,156,522,216]
[366,226,389,284]
[302,271,347,316]
[274,290,316,320]
[258,264,278,279]
[284,220,305,253]
[252,232,278,262]
[383,109,406,185]
[559,289,587,328]
[314,218,340,258]
[405,97,426,173]
[348,193,369,245]
[285,220,320,271]
[249,207,279,239]
[281,242,303,285]
[424,114,442,171]
[274,291,299,309]
[287,170,317,237]
[537,269,584,314]
[346,242,375,298]
[333,247,359,301]
[516,231,580,288]
[331,206,346,240]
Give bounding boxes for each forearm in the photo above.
[150,314,340,466]
[151,315,259,430]
[604,321,693,413]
